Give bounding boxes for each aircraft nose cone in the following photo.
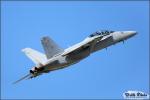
[126,31,137,36]
[123,31,137,39]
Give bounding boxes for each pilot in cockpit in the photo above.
[89,30,115,37]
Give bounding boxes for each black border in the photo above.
[0,0,149,100]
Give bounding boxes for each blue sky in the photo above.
[1,1,149,99]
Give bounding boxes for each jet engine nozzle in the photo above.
[30,70,34,74]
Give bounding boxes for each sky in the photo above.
[1,1,149,99]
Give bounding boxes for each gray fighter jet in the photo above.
[14,30,137,83]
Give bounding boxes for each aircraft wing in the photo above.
[62,36,103,56]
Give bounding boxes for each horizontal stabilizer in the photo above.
[22,48,47,66]
[13,74,31,84]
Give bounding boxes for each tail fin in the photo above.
[22,48,47,66]
[41,36,64,59]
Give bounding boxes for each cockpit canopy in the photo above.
[89,30,115,37]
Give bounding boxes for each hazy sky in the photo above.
[1,1,149,99]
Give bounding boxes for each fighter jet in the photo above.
[14,30,137,83]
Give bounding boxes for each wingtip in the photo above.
[21,48,31,52]
[12,81,18,85]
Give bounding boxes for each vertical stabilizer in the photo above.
[41,36,63,59]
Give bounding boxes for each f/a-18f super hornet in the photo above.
[14,30,137,83]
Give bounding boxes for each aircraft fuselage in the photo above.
[14,30,137,83]
[39,31,137,73]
